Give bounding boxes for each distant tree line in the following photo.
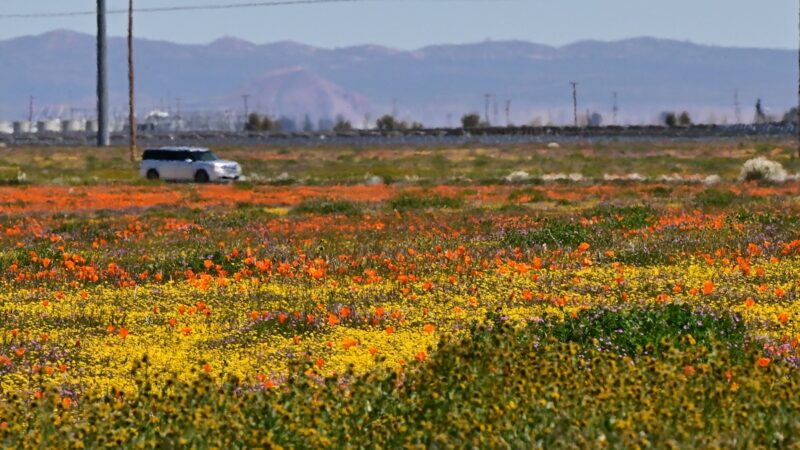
[660,111,693,128]
[244,113,356,132]
[375,115,423,132]
[246,101,800,134]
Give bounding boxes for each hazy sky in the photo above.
[1,0,796,49]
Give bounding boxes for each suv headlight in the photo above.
[214,164,240,173]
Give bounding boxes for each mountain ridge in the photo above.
[0,30,793,126]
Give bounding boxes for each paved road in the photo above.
[1,123,795,148]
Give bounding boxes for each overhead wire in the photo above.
[0,0,375,19]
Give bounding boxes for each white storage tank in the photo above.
[110,120,125,133]
[0,122,13,135]
[62,119,84,133]
[13,121,32,134]
[38,120,62,133]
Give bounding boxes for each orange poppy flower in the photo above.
[327,313,339,327]
[342,338,358,349]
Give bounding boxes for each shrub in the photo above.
[388,192,463,210]
[461,113,482,129]
[532,304,747,358]
[376,115,407,132]
[504,171,531,183]
[504,218,589,248]
[333,116,353,132]
[294,198,360,215]
[739,157,787,183]
[587,204,657,230]
[694,189,736,208]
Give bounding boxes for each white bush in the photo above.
[505,171,531,183]
[541,173,565,182]
[365,174,384,186]
[273,172,292,182]
[603,173,646,182]
[567,173,584,182]
[740,157,787,183]
[703,175,721,186]
[540,172,583,182]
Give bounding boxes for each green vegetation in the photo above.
[0,138,797,185]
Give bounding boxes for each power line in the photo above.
[0,0,368,19]
[3,0,503,19]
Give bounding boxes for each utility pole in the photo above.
[127,0,137,162]
[505,100,511,126]
[242,94,250,120]
[28,96,34,124]
[484,94,491,125]
[97,0,110,147]
[612,92,619,125]
[492,95,496,124]
[734,89,742,124]
[570,82,578,127]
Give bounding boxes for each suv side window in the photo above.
[164,151,183,161]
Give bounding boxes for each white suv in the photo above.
[140,147,242,182]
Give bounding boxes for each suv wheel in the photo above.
[194,170,210,183]
[146,169,160,180]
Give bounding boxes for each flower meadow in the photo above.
[2,182,800,447]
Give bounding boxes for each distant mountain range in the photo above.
[0,30,794,126]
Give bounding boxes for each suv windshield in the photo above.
[191,151,219,162]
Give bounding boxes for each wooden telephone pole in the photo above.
[128,0,137,162]
[570,82,578,127]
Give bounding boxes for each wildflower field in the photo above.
[3,142,800,447]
